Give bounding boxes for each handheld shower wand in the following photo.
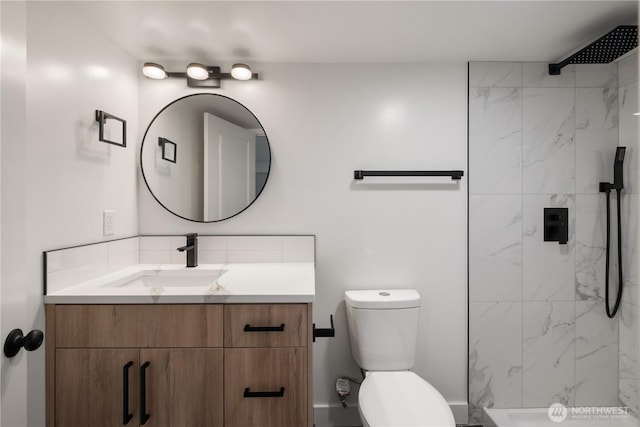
[599,147,626,318]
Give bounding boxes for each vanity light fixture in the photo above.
[142,62,167,80]
[231,63,253,81]
[186,63,209,80]
[142,62,258,88]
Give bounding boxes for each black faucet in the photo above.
[176,233,198,268]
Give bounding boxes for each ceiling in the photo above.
[76,1,638,64]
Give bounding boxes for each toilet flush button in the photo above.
[379,292,390,296]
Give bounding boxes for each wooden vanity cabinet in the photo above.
[47,303,313,427]
[48,305,224,427]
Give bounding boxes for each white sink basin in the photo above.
[103,269,227,289]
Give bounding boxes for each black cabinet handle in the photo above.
[243,323,285,332]
[243,387,285,398]
[140,361,150,425]
[122,361,134,425]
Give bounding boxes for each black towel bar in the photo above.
[354,170,464,181]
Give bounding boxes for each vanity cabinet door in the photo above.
[224,347,307,427]
[140,348,223,427]
[56,349,139,427]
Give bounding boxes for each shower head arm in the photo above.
[549,25,638,75]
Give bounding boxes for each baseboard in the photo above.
[313,402,469,427]
[450,402,469,424]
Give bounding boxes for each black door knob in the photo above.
[4,329,44,358]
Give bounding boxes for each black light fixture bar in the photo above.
[144,63,259,88]
[354,170,464,180]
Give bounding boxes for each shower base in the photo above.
[484,407,638,426]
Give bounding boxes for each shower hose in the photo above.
[604,187,623,318]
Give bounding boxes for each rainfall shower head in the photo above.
[549,25,638,75]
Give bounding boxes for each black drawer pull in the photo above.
[243,323,285,332]
[122,361,134,425]
[140,361,150,425]
[243,387,285,398]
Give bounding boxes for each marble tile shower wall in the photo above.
[468,60,638,424]
[618,53,639,417]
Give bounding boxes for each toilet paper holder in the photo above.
[313,315,335,342]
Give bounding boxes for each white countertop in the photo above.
[44,263,315,304]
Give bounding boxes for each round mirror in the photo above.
[141,94,271,222]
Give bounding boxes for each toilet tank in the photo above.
[344,289,421,371]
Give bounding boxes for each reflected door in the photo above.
[203,113,256,221]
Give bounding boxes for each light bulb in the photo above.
[231,63,252,80]
[142,62,166,79]
[187,63,209,80]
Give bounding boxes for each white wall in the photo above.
[1,2,28,425]
[4,2,140,424]
[138,62,469,418]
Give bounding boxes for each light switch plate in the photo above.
[103,210,115,236]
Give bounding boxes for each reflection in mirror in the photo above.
[158,137,177,163]
[141,94,271,222]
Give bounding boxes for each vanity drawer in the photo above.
[224,347,307,427]
[224,304,307,347]
[55,304,223,348]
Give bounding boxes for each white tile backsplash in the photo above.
[282,250,315,263]
[283,235,315,251]
[107,252,139,273]
[227,250,282,263]
[227,235,283,251]
[46,243,108,273]
[139,236,173,251]
[45,235,315,294]
[139,250,172,264]
[199,236,228,251]
[47,259,109,294]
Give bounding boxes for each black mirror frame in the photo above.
[140,93,272,223]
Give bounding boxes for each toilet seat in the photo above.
[358,371,455,427]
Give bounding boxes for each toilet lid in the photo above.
[359,371,455,427]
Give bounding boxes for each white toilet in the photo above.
[344,289,455,427]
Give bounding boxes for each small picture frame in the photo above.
[158,137,177,163]
[95,110,126,147]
